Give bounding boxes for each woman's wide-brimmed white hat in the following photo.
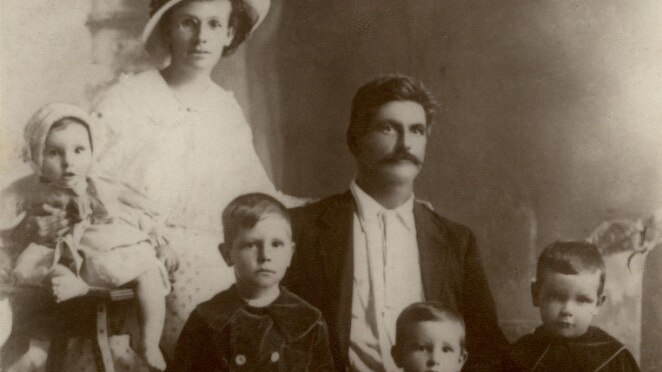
[142,0,270,60]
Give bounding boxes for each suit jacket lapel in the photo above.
[414,203,450,302]
[318,191,355,360]
[316,195,452,363]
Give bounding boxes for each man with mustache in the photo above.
[285,75,509,371]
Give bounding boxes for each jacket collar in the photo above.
[413,201,451,301]
[532,326,626,371]
[207,285,322,342]
[267,286,323,342]
[317,191,355,360]
[317,192,356,287]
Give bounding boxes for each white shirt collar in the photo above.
[350,180,416,232]
[242,286,281,308]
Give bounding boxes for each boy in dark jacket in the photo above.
[169,193,334,371]
[510,241,639,371]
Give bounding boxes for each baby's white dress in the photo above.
[0,174,171,372]
[6,175,169,292]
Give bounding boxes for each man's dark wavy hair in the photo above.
[347,74,437,155]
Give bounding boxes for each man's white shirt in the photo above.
[348,181,425,372]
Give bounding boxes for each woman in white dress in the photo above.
[87,0,294,368]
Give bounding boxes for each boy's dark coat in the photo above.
[284,191,509,371]
[510,326,640,372]
[169,285,335,371]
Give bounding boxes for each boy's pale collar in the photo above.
[241,285,281,308]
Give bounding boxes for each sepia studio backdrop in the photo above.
[1,0,661,370]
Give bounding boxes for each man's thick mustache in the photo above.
[381,151,423,165]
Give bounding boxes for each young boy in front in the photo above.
[391,302,468,372]
[510,241,640,371]
[169,193,334,371]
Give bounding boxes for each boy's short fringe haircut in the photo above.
[395,302,466,351]
[536,241,606,296]
[221,193,290,245]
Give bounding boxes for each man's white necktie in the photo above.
[381,211,398,342]
[381,210,415,345]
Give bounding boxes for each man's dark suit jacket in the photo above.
[284,192,509,371]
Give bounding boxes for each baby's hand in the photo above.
[156,244,179,273]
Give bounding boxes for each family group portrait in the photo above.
[0,0,661,371]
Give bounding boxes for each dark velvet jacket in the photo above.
[283,192,509,371]
[510,326,640,372]
[168,285,335,372]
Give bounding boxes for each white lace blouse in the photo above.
[92,69,279,233]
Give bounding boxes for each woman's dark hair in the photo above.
[223,0,253,56]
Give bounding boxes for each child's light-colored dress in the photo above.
[87,69,294,369]
[4,175,170,293]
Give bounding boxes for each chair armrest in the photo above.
[1,285,134,302]
[87,287,135,302]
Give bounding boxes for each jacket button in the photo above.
[270,351,280,363]
[235,354,246,365]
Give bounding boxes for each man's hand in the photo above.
[156,244,179,273]
[16,204,71,244]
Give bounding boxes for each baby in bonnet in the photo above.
[1,103,176,370]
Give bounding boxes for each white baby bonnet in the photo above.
[23,102,102,176]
